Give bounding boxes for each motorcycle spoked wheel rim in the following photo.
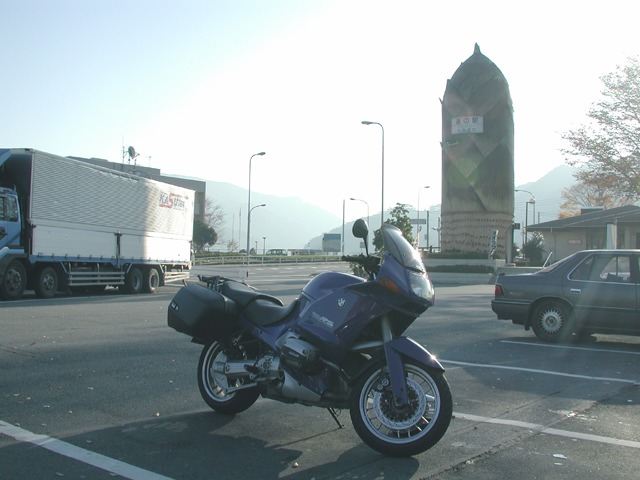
[359,365,440,444]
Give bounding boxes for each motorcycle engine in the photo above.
[279,333,322,373]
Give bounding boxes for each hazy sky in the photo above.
[2,0,638,221]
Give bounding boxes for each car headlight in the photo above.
[409,271,434,301]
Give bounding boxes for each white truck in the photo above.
[0,148,194,300]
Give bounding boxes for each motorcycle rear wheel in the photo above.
[350,361,452,457]
[198,340,260,414]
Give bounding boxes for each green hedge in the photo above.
[423,251,489,260]
[426,264,495,273]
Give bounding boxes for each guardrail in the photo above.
[194,255,343,266]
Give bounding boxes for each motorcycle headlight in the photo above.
[409,271,435,301]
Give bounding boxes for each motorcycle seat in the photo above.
[220,280,297,327]
[243,298,299,327]
[221,280,284,308]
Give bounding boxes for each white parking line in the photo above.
[441,359,638,384]
[0,420,174,480]
[455,412,640,449]
[3,410,639,477]
[500,339,640,356]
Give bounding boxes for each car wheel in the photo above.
[531,301,575,343]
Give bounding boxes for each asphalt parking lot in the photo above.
[1,269,639,479]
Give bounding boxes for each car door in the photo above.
[564,253,637,333]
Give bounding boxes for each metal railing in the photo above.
[194,255,343,266]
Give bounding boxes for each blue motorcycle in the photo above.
[168,219,452,457]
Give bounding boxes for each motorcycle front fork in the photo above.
[381,315,410,407]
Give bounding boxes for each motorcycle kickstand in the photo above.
[327,408,345,429]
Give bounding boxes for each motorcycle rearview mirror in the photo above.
[352,218,370,256]
[352,218,369,239]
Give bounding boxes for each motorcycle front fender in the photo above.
[384,336,445,406]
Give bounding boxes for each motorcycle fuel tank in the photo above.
[301,271,364,301]
[297,272,375,360]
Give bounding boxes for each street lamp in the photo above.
[247,203,266,258]
[342,199,345,256]
[525,198,536,244]
[416,186,430,249]
[361,120,384,228]
[515,189,536,245]
[247,152,266,256]
[262,236,267,255]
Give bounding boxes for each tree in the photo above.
[226,239,239,252]
[192,197,225,253]
[561,56,640,200]
[372,203,415,250]
[193,219,218,253]
[559,181,635,218]
[521,232,545,265]
[205,198,226,232]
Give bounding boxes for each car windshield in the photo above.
[381,224,425,273]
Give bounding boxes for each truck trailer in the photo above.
[0,148,194,300]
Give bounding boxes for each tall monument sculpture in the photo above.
[441,44,514,258]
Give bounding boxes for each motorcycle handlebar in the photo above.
[341,254,364,263]
[341,254,381,273]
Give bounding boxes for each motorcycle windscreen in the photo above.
[381,224,425,273]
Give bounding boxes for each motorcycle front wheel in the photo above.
[198,340,260,415]
[350,361,452,457]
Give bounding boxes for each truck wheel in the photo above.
[143,268,160,294]
[0,260,27,300]
[123,267,143,294]
[34,266,59,299]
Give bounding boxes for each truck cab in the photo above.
[0,187,22,249]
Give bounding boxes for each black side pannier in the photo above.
[168,284,239,340]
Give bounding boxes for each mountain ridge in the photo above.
[196,164,577,252]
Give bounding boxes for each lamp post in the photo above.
[341,199,345,256]
[515,189,535,245]
[247,152,266,257]
[361,121,384,228]
[350,197,370,225]
[525,198,536,244]
[247,203,266,259]
[262,236,266,255]
[416,186,430,249]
